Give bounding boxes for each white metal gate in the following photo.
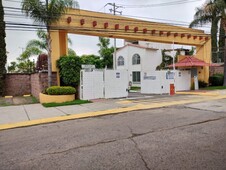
[80,70,104,100]
[80,69,128,100]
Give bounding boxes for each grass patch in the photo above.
[0,97,12,107]
[130,86,141,90]
[31,96,39,104]
[42,99,91,107]
[200,86,226,90]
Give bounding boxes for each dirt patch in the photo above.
[0,96,38,107]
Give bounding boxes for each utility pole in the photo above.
[105,3,123,70]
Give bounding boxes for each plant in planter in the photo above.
[46,86,76,95]
[40,86,76,103]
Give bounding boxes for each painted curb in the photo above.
[1,94,226,131]
[176,91,219,96]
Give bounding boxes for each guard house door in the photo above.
[191,68,198,90]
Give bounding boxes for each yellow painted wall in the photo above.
[39,93,74,103]
[50,30,68,85]
[196,39,211,82]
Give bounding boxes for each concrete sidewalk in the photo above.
[0,99,128,125]
[1,90,226,130]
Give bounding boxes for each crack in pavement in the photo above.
[127,126,151,170]
[12,116,226,166]
[40,116,226,157]
[130,137,151,170]
[184,106,225,113]
[125,116,226,139]
[41,138,119,156]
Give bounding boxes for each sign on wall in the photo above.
[116,72,120,78]
[166,71,175,79]
[81,65,95,69]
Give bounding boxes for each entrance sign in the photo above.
[82,65,95,69]
[144,75,156,80]
[166,71,175,80]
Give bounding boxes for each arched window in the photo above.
[132,54,141,65]
[117,56,124,66]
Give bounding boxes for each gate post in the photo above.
[50,30,68,85]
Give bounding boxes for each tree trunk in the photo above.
[219,19,225,63]
[211,17,219,63]
[47,29,52,87]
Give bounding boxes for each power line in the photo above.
[3,6,211,36]
[3,6,205,28]
[4,8,210,27]
[116,0,203,8]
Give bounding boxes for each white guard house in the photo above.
[115,40,192,94]
[115,41,172,87]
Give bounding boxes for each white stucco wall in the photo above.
[139,41,172,50]
[116,41,172,87]
[142,49,162,72]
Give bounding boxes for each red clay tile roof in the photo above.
[168,56,214,67]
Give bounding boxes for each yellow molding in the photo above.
[4,96,13,98]
[23,94,31,97]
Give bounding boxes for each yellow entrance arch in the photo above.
[50,9,211,85]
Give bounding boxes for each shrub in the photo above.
[46,86,76,95]
[57,55,81,87]
[198,80,208,88]
[209,74,224,86]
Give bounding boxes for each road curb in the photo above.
[176,91,219,96]
[1,94,226,131]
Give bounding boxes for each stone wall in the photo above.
[4,74,31,96]
[210,66,224,76]
[4,72,57,99]
[31,72,57,99]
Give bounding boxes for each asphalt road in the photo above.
[0,99,226,170]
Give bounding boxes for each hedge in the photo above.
[209,74,224,86]
[198,80,208,88]
[46,86,76,95]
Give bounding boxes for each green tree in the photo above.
[26,29,76,65]
[68,48,77,57]
[57,55,81,87]
[189,0,226,63]
[16,48,39,73]
[16,60,35,73]
[8,62,17,73]
[97,37,114,68]
[26,29,48,53]
[0,1,7,96]
[156,50,179,70]
[26,29,74,52]
[22,0,79,87]
[80,54,103,68]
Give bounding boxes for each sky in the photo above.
[3,0,209,64]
